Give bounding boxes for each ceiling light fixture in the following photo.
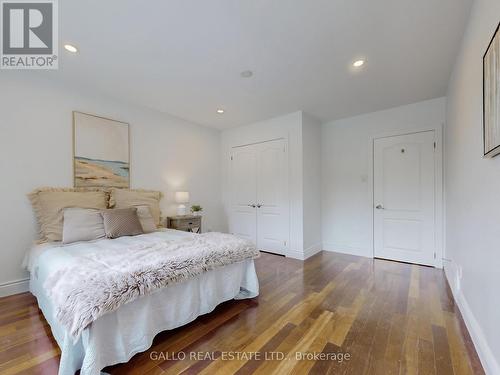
[64,44,78,53]
[353,59,365,67]
[240,70,253,78]
[216,109,225,114]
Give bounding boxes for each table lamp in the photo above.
[175,191,190,216]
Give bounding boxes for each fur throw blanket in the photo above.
[44,232,259,341]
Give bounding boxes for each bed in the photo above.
[24,229,259,375]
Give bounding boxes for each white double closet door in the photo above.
[229,139,289,255]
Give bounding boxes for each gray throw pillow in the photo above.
[62,208,106,244]
[101,208,144,239]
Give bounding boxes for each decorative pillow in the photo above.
[101,208,144,239]
[62,208,105,244]
[109,188,162,227]
[28,188,108,242]
[135,205,156,233]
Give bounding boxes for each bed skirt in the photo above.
[30,260,259,375]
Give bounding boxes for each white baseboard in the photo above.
[0,278,29,298]
[286,249,304,260]
[286,243,322,260]
[322,243,372,258]
[303,243,322,259]
[445,264,499,375]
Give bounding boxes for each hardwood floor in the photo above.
[0,251,484,374]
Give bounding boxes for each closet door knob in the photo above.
[256,204,262,208]
[375,204,384,209]
[248,204,256,208]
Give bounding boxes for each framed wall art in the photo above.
[483,22,500,158]
[73,111,130,188]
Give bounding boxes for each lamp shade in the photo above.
[175,191,190,203]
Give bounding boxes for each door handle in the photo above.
[256,204,262,208]
[248,204,256,208]
[375,204,384,210]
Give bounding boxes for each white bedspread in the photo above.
[25,230,259,375]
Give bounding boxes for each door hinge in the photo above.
[434,252,436,259]
[284,240,287,246]
[230,155,233,161]
[433,142,436,149]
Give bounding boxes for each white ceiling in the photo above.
[49,0,471,129]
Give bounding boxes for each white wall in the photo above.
[445,0,500,373]
[0,73,224,296]
[321,97,446,257]
[302,113,322,256]
[221,111,305,258]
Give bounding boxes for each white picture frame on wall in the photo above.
[483,22,500,158]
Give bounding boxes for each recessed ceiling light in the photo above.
[353,59,365,67]
[216,109,225,114]
[64,44,78,53]
[240,70,253,78]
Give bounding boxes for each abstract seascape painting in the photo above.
[483,23,500,158]
[73,111,130,188]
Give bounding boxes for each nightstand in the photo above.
[166,215,202,233]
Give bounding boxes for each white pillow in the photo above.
[135,205,156,233]
[62,208,106,244]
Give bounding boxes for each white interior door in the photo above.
[256,139,288,255]
[374,131,436,266]
[229,139,289,255]
[229,145,257,243]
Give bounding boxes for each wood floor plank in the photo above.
[418,338,436,375]
[235,323,295,375]
[384,314,408,374]
[0,348,59,375]
[329,290,366,346]
[307,341,342,375]
[444,312,474,375]
[272,310,333,374]
[400,298,419,375]
[364,294,393,375]
[251,317,317,375]
[409,265,420,300]
[432,325,455,375]
[0,252,485,375]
